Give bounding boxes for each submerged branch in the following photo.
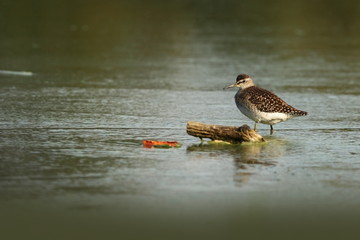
[186,121,265,143]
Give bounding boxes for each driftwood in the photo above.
[186,121,265,143]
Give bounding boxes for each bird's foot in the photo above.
[270,125,274,135]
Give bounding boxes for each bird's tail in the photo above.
[292,109,308,116]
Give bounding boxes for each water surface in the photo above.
[1,0,360,239]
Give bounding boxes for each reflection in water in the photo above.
[187,137,288,185]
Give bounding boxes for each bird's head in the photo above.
[223,74,254,90]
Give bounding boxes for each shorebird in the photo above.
[224,74,307,135]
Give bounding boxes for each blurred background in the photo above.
[1,0,360,239]
[2,0,360,90]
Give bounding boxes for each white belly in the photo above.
[238,105,293,125]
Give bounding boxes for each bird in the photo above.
[223,74,307,135]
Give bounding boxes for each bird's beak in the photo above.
[223,83,236,90]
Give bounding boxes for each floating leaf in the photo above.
[143,140,181,148]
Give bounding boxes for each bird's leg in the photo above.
[270,125,274,135]
[253,122,258,131]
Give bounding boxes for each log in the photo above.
[186,121,265,143]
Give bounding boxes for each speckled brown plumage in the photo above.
[224,73,308,134]
[236,86,307,116]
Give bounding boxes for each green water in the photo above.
[1,0,360,239]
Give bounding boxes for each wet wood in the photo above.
[186,121,265,143]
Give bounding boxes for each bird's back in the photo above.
[236,86,307,116]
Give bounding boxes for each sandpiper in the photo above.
[224,74,307,135]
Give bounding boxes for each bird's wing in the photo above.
[244,87,297,113]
